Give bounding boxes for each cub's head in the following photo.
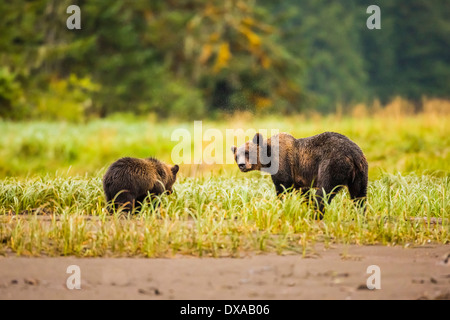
[164,164,179,194]
[231,133,268,172]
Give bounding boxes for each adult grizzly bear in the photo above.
[231,132,368,219]
[103,157,179,213]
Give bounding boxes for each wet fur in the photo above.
[232,132,368,219]
[103,157,179,213]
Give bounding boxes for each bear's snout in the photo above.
[238,162,252,172]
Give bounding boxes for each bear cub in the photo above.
[232,132,368,219]
[103,157,179,213]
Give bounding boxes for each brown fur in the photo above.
[232,132,368,219]
[103,157,179,213]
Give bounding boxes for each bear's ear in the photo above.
[171,165,179,175]
[231,146,237,154]
[253,133,263,145]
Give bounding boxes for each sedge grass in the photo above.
[0,173,448,257]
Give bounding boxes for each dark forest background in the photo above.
[1,0,449,121]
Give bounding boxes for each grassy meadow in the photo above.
[0,101,449,257]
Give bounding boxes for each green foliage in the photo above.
[262,0,369,112]
[138,68,207,119]
[359,0,450,103]
[0,173,448,257]
[0,67,26,120]
[33,74,100,122]
[0,1,448,120]
[261,0,450,111]
[183,0,303,113]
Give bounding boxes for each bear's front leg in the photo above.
[271,176,293,197]
[275,183,287,197]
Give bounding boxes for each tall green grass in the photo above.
[0,173,448,257]
[0,111,448,256]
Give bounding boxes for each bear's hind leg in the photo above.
[315,164,345,219]
[113,192,136,214]
[314,185,342,220]
[348,174,368,213]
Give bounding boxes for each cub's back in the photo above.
[104,157,154,179]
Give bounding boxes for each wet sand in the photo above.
[0,244,449,300]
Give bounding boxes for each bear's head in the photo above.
[231,133,272,173]
[164,164,179,194]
